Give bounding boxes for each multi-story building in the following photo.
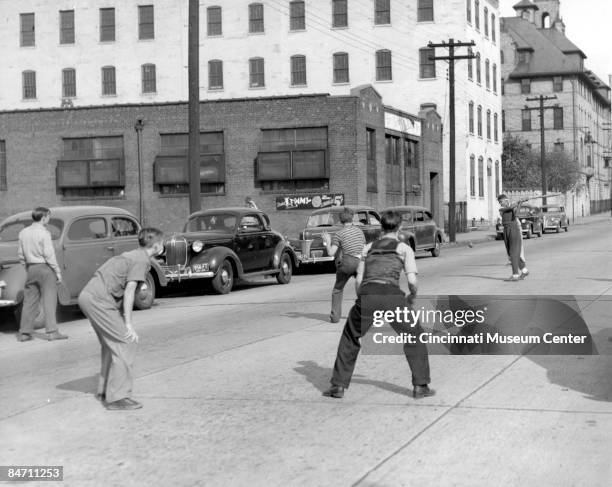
[501,0,612,217]
[0,0,501,228]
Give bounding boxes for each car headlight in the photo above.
[192,240,204,253]
[521,219,526,223]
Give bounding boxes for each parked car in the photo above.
[158,208,297,294]
[516,204,544,238]
[289,206,381,265]
[0,206,166,322]
[385,206,444,257]
[541,205,569,233]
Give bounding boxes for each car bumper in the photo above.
[0,299,18,307]
[162,265,215,282]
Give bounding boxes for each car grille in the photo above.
[164,235,188,267]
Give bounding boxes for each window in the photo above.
[554,141,565,151]
[207,6,222,36]
[141,64,156,93]
[418,0,434,22]
[521,78,531,94]
[522,109,531,131]
[376,50,392,81]
[501,78,505,95]
[385,135,401,193]
[485,59,490,89]
[101,66,116,95]
[208,60,223,89]
[57,136,125,198]
[155,132,225,195]
[492,64,497,93]
[501,50,504,64]
[419,48,435,78]
[256,127,328,192]
[249,3,264,33]
[484,7,488,36]
[468,101,474,134]
[491,14,496,42]
[138,5,154,40]
[470,155,475,196]
[494,113,499,142]
[22,70,36,99]
[20,13,35,46]
[476,53,481,84]
[468,48,473,80]
[100,8,115,41]
[0,140,6,191]
[62,68,76,98]
[486,109,491,140]
[290,1,305,30]
[403,138,419,191]
[518,51,527,64]
[291,55,307,86]
[375,0,390,24]
[554,107,564,129]
[366,128,377,192]
[60,10,75,44]
[474,0,480,30]
[477,105,482,136]
[332,0,348,27]
[467,0,471,23]
[333,52,349,83]
[478,156,484,197]
[495,160,500,196]
[111,217,139,237]
[553,76,563,92]
[249,57,265,87]
[502,110,506,132]
[68,218,108,241]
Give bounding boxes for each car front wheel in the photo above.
[276,253,293,284]
[431,236,441,257]
[536,224,543,237]
[556,224,560,233]
[211,259,234,294]
[564,223,569,232]
[134,272,156,310]
[525,226,532,239]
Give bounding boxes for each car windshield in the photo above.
[518,207,536,216]
[185,214,237,233]
[306,212,341,227]
[545,207,562,212]
[0,219,64,242]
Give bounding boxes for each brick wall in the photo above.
[0,90,440,237]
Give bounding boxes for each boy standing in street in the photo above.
[17,207,67,342]
[498,194,529,281]
[78,228,164,411]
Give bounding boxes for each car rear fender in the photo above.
[193,247,244,277]
[0,264,26,305]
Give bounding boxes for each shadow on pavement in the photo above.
[56,375,99,395]
[448,274,507,281]
[293,360,410,397]
[282,311,331,322]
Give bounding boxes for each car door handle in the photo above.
[106,246,114,251]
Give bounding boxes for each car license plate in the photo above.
[312,250,324,258]
[192,264,207,272]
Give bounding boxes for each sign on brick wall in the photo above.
[275,193,344,210]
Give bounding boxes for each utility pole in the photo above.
[188,0,201,214]
[525,94,557,208]
[428,39,475,243]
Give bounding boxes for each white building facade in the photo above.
[0,0,502,223]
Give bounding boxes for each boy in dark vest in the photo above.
[323,210,434,399]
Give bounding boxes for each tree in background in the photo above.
[502,134,581,193]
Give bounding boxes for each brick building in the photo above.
[501,0,612,217]
[0,87,443,236]
[0,0,489,226]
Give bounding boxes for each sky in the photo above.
[499,0,612,83]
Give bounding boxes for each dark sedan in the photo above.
[158,208,297,294]
[289,206,381,265]
[384,206,444,257]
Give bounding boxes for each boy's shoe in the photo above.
[105,398,143,410]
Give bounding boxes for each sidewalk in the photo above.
[443,211,612,248]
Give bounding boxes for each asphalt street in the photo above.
[1,217,611,486]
